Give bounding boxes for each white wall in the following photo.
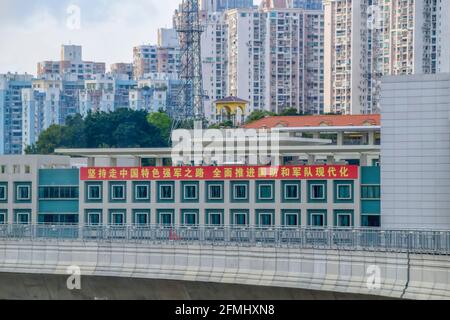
[381,73,450,229]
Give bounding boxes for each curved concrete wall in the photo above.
[0,240,449,300]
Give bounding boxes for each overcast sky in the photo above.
[0,0,186,75]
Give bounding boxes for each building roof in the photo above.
[214,96,249,104]
[243,114,381,129]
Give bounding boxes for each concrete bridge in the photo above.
[0,225,449,300]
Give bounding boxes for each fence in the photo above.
[0,224,449,255]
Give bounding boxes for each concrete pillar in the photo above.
[156,158,163,167]
[313,132,320,139]
[110,158,117,167]
[360,154,368,167]
[326,155,335,165]
[337,132,344,145]
[307,154,315,165]
[87,157,95,167]
[133,157,141,167]
[368,131,375,145]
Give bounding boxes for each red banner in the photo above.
[80,165,358,181]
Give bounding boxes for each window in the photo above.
[16,185,31,201]
[362,215,381,228]
[182,210,198,225]
[24,165,31,174]
[134,211,150,225]
[183,184,198,200]
[87,184,102,200]
[0,185,6,201]
[39,186,78,199]
[361,186,381,199]
[159,183,174,201]
[158,210,174,225]
[336,184,352,200]
[208,184,223,200]
[87,212,101,225]
[207,210,223,225]
[16,211,30,225]
[283,210,300,226]
[308,210,327,227]
[0,212,6,224]
[285,183,300,200]
[135,184,149,200]
[232,183,248,201]
[110,211,125,225]
[0,165,6,174]
[257,211,274,227]
[111,184,125,201]
[335,211,353,227]
[309,182,326,201]
[257,182,274,201]
[232,210,248,226]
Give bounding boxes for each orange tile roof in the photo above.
[243,114,381,129]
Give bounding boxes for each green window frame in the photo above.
[14,210,31,225]
[157,209,175,225]
[230,209,249,226]
[14,182,32,203]
[361,185,381,200]
[307,210,327,227]
[0,210,7,224]
[133,210,150,225]
[206,181,224,203]
[308,181,327,203]
[38,186,79,200]
[334,181,354,203]
[157,181,175,203]
[181,181,199,203]
[0,183,7,202]
[255,210,275,227]
[282,210,301,226]
[133,182,150,202]
[181,209,199,225]
[230,181,249,203]
[85,182,102,202]
[256,181,275,203]
[109,182,126,203]
[205,209,224,225]
[109,210,126,225]
[85,210,102,225]
[333,210,354,227]
[361,214,381,228]
[281,181,301,203]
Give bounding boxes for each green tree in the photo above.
[245,110,276,124]
[279,108,302,116]
[147,110,172,142]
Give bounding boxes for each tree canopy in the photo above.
[26,109,168,155]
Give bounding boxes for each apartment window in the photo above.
[15,211,30,225]
[87,184,102,201]
[158,210,174,225]
[0,211,6,224]
[308,181,326,202]
[361,186,381,199]
[158,182,174,202]
[282,210,301,226]
[13,165,20,174]
[256,181,274,202]
[206,210,223,225]
[361,215,381,228]
[1,165,7,174]
[39,186,78,199]
[182,182,199,202]
[182,210,198,225]
[335,181,354,202]
[110,211,125,225]
[207,183,223,201]
[134,183,150,201]
[256,210,274,227]
[282,181,300,202]
[86,211,101,226]
[308,210,327,227]
[24,165,31,174]
[0,184,7,201]
[231,182,249,202]
[334,210,353,228]
[134,211,150,225]
[233,212,248,226]
[15,184,31,202]
[110,184,126,201]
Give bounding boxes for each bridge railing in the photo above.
[0,224,449,255]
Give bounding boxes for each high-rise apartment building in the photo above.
[37,45,106,80]
[200,0,254,12]
[133,45,180,80]
[0,73,33,155]
[324,0,450,115]
[226,7,324,115]
[110,63,133,79]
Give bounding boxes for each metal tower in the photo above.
[174,0,205,127]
